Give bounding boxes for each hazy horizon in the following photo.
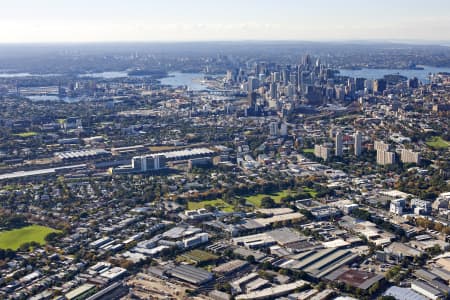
[2,0,450,43]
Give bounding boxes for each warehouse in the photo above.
[212,260,249,275]
[324,267,384,290]
[411,280,444,300]
[55,149,111,161]
[165,264,213,285]
[235,280,309,300]
[273,248,360,279]
[65,283,97,300]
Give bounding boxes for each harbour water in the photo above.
[338,66,450,82]
[159,72,209,91]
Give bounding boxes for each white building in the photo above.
[390,198,405,215]
[401,149,420,164]
[314,144,331,161]
[374,140,390,152]
[377,150,395,165]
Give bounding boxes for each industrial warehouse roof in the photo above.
[274,248,359,279]
[56,148,110,160]
[325,267,384,290]
[166,264,213,285]
[383,286,427,300]
[236,280,308,300]
[134,147,215,160]
[212,259,248,274]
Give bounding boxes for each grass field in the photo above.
[0,225,61,250]
[426,137,450,150]
[179,249,218,264]
[302,148,315,154]
[245,188,318,208]
[14,132,38,138]
[245,189,294,207]
[188,199,234,212]
[302,187,318,197]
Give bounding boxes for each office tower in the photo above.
[247,76,259,92]
[355,78,365,91]
[272,72,281,83]
[269,121,279,136]
[377,150,395,165]
[282,69,290,85]
[247,92,257,109]
[408,77,419,89]
[289,73,298,86]
[374,79,387,93]
[354,131,362,156]
[270,82,277,99]
[335,131,343,156]
[301,54,312,69]
[364,79,373,93]
[286,84,295,98]
[401,149,420,164]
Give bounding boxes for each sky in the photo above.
[1,0,450,43]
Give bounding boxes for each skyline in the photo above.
[1,0,450,44]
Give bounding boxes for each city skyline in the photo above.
[1,0,450,43]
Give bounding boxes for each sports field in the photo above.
[188,199,234,212]
[0,225,61,250]
[245,190,294,207]
[246,188,318,207]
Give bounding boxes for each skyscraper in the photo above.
[335,131,343,156]
[354,131,362,156]
[374,79,387,93]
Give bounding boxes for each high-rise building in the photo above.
[269,82,277,99]
[314,144,331,161]
[354,131,362,156]
[335,131,343,156]
[247,76,259,92]
[377,150,395,165]
[355,78,365,91]
[408,77,419,89]
[374,140,390,152]
[132,154,166,172]
[247,92,257,109]
[269,121,278,136]
[401,149,420,164]
[374,79,387,93]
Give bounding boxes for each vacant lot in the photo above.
[179,249,218,264]
[188,199,234,212]
[426,136,450,150]
[0,225,61,250]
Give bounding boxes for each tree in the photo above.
[246,255,255,263]
[261,197,276,208]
